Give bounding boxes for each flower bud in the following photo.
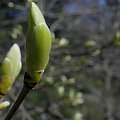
[0,101,10,110]
[0,44,22,96]
[25,2,51,85]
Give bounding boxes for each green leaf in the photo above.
[1,58,13,76]
[7,44,21,78]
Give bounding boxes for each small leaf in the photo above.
[1,58,13,76]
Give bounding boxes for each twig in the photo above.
[4,82,32,120]
[4,72,37,120]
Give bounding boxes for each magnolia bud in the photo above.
[0,44,22,96]
[25,2,51,85]
[0,101,10,110]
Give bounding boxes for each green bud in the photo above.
[0,44,22,95]
[25,2,51,85]
[113,32,120,47]
[0,101,10,110]
[84,40,96,49]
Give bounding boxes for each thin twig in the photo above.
[4,83,33,120]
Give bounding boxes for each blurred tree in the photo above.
[106,0,119,6]
[0,0,120,120]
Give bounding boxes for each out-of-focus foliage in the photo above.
[0,0,120,120]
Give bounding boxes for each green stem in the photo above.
[4,83,33,120]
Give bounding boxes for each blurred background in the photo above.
[0,0,120,120]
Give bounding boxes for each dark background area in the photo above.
[0,0,120,120]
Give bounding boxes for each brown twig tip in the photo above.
[24,72,37,88]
